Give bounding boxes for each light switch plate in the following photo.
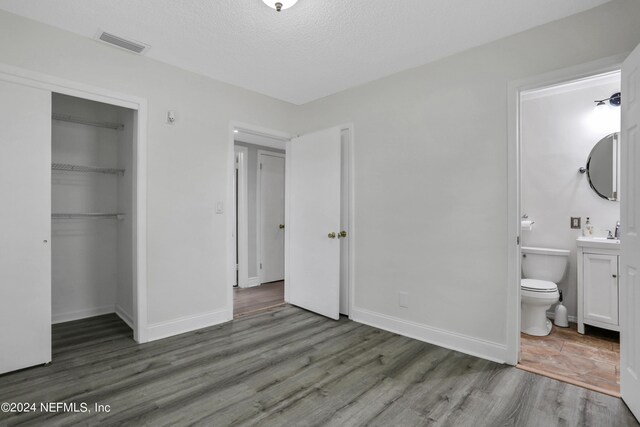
[216,201,224,214]
[571,217,581,229]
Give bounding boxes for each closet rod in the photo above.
[52,113,124,130]
[52,163,125,176]
[52,213,125,220]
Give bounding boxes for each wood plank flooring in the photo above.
[234,281,284,318]
[0,306,637,426]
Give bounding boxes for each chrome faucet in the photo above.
[615,221,621,239]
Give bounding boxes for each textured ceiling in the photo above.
[0,0,611,104]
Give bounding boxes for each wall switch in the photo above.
[216,201,224,214]
[167,110,176,124]
[398,292,409,308]
[571,217,581,229]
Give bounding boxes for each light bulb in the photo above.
[262,0,298,12]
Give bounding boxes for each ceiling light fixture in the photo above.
[262,0,298,12]
[594,92,621,107]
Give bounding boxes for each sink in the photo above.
[576,236,620,249]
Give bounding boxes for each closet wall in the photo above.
[51,93,134,325]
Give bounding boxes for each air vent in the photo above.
[97,31,149,54]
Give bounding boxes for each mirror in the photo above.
[586,132,619,201]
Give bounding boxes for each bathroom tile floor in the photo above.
[518,322,620,396]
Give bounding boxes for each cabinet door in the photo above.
[0,79,52,374]
[583,254,619,326]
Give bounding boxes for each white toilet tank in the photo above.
[521,246,570,283]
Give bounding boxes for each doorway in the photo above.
[51,93,136,335]
[233,129,288,317]
[229,123,353,320]
[508,62,624,396]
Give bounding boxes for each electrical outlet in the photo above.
[398,292,409,308]
[570,217,581,229]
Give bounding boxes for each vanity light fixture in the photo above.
[594,92,621,107]
[262,0,298,12]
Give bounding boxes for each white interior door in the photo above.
[0,80,52,374]
[286,126,342,320]
[621,41,640,418]
[260,152,285,283]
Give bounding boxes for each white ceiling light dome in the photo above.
[262,0,298,12]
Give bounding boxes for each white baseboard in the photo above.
[240,276,260,288]
[146,308,231,342]
[115,305,134,329]
[351,307,507,364]
[52,305,116,324]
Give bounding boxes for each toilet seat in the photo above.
[521,278,557,293]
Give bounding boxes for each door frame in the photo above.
[227,122,356,319]
[257,150,286,285]
[0,62,149,343]
[506,54,626,365]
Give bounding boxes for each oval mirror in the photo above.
[586,132,619,201]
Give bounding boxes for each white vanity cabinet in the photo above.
[577,237,620,334]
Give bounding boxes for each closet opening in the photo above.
[51,93,136,338]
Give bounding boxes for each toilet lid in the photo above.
[521,279,557,293]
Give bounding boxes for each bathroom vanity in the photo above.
[576,236,620,334]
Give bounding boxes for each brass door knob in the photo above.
[338,231,347,238]
[328,232,336,239]
[279,224,285,229]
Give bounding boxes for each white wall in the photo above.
[291,0,640,361]
[521,74,620,320]
[0,10,296,336]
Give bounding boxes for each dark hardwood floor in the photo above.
[234,280,284,318]
[0,306,637,426]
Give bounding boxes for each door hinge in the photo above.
[260,263,262,269]
[517,236,520,245]
[260,163,263,170]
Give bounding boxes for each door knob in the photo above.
[338,231,347,238]
[279,224,285,229]
[328,232,336,239]
[613,274,617,278]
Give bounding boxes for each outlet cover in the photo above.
[571,217,581,229]
[398,292,409,308]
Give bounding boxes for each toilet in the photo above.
[521,246,569,336]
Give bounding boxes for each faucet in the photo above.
[615,221,621,239]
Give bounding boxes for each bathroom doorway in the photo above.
[509,64,623,396]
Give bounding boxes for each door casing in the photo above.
[227,122,355,319]
[506,54,627,365]
[0,63,149,344]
